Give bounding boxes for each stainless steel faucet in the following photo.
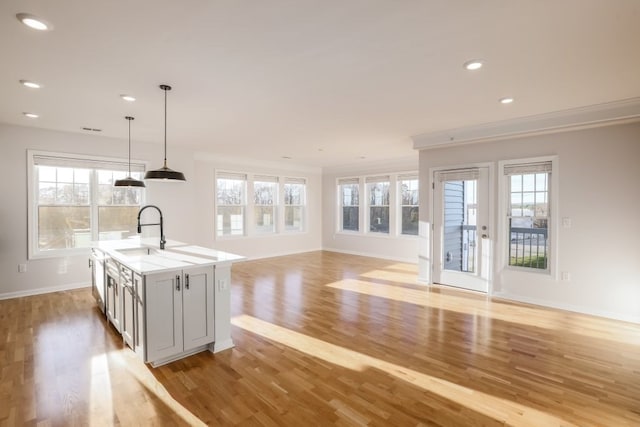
[137,205,166,249]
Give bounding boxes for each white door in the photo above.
[433,167,491,292]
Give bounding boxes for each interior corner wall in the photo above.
[418,121,640,323]
[321,159,420,263]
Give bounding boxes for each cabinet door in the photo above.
[122,283,135,349]
[106,271,121,332]
[183,266,215,351]
[144,271,183,362]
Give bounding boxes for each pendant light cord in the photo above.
[163,87,168,167]
[128,118,132,176]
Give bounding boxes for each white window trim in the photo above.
[215,170,248,239]
[337,176,361,234]
[283,177,307,233]
[335,171,419,238]
[498,155,559,278]
[214,170,309,239]
[253,175,279,235]
[27,149,147,260]
[398,174,419,238]
[365,175,391,236]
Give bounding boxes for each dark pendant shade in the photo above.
[145,84,186,182]
[114,116,145,188]
[114,176,146,187]
[144,164,186,181]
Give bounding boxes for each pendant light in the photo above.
[114,116,145,187]
[144,84,186,181]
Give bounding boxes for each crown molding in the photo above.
[412,97,640,150]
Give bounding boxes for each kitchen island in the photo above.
[90,238,245,367]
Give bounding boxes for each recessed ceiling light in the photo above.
[16,13,52,31]
[120,94,136,102]
[499,97,514,104]
[23,112,39,118]
[281,156,292,159]
[20,80,42,89]
[463,60,484,71]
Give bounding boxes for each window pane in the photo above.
[39,166,56,182]
[98,206,139,240]
[508,171,550,270]
[217,206,244,236]
[511,175,522,192]
[285,206,303,231]
[284,183,305,205]
[254,181,276,205]
[369,206,389,233]
[57,167,74,183]
[217,178,245,205]
[38,206,91,250]
[368,182,389,206]
[39,182,56,204]
[255,206,275,233]
[341,184,359,206]
[402,206,419,235]
[400,179,419,205]
[342,206,359,231]
[56,183,75,204]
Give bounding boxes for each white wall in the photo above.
[418,121,640,323]
[192,154,323,260]
[0,123,321,298]
[322,157,420,262]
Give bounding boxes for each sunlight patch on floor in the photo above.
[117,352,206,426]
[90,354,114,427]
[326,278,640,344]
[232,314,578,427]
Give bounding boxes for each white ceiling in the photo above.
[1,0,639,168]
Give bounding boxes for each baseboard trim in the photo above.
[322,247,418,264]
[246,247,324,261]
[0,282,90,300]
[492,292,640,324]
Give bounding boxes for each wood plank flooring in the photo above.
[1,250,639,426]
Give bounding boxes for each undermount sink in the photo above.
[115,247,157,257]
[114,246,217,264]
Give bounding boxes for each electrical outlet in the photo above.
[218,279,228,291]
[562,217,572,228]
[561,271,570,281]
[18,264,27,273]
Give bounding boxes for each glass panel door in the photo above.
[433,167,490,292]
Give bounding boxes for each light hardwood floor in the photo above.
[1,251,639,426]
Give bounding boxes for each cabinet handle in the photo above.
[185,274,189,290]
[176,275,181,291]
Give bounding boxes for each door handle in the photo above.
[185,274,189,290]
[176,275,181,291]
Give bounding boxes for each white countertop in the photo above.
[92,237,246,274]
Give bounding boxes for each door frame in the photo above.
[429,162,495,294]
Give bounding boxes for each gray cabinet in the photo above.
[105,259,121,333]
[144,266,215,365]
[90,249,106,314]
